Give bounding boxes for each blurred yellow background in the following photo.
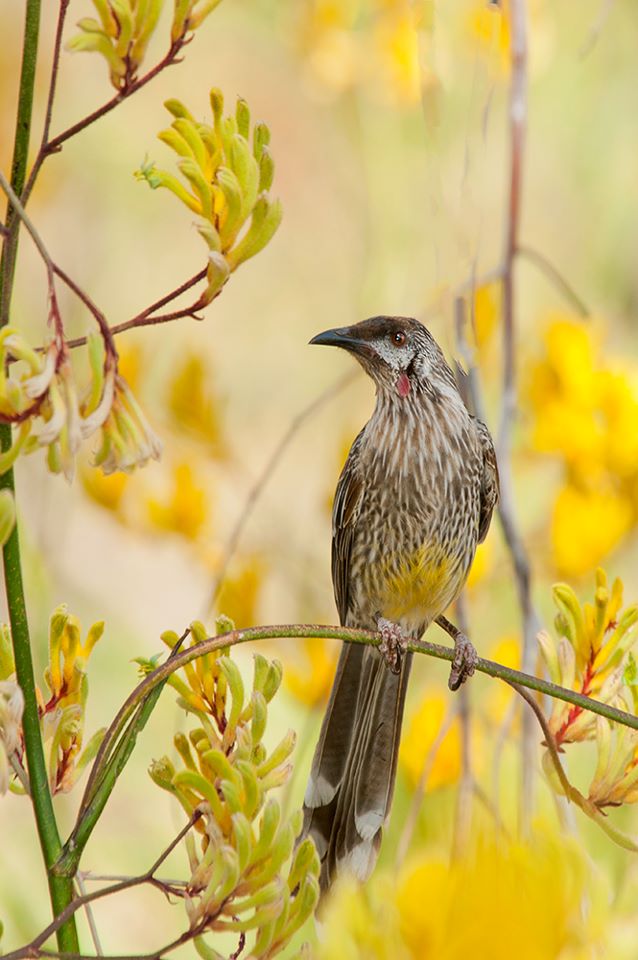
[2,0,638,956]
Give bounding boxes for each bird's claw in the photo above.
[448,631,478,691]
[377,617,408,675]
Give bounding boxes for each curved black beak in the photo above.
[309,326,372,357]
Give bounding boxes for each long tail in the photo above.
[302,641,412,894]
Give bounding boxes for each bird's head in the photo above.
[310,315,455,400]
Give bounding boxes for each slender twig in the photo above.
[75,874,103,957]
[21,35,189,209]
[518,244,591,318]
[62,268,209,350]
[42,0,70,147]
[499,0,541,837]
[452,597,473,858]
[52,264,116,356]
[205,370,358,616]
[5,813,202,960]
[0,168,64,349]
[0,1,79,951]
[506,680,573,793]
[53,620,638,881]
[9,749,30,792]
[580,0,616,57]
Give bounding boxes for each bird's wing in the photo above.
[332,428,366,624]
[474,417,499,543]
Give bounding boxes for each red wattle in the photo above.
[397,373,411,398]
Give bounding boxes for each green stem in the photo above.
[0,0,79,951]
[55,622,638,877]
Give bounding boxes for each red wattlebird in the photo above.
[302,315,498,893]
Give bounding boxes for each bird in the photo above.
[302,315,498,895]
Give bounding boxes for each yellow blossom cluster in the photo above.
[144,621,319,957]
[296,0,429,105]
[538,570,638,813]
[68,0,223,90]
[526,317,638,576]
[316,827,607,960]
[0,328,161,483]
[0,607,105,795]
[137,90,282,305]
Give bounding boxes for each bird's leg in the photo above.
[436,614,478,691]
[376,616,408,675]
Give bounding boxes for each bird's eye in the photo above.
[390,331,407,347]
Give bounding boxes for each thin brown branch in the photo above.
[63,268,209,351]
[580,0,616,57]
[452,597,473,858]
[505,680,572,797]
[4,813,202,960]
[518,244,591,318]
[74,874,103,957]
[0,167,64,348]
[205,370,358,616]
[42,0,70,147]
[21,35,189,209]
[499,0,540,836]
[52,264,117,358]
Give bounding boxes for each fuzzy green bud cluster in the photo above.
[0,608,106,796]
[148,621,319,958]
[0,329,161,481]
[538,570,638,810]
[136,90,282,304]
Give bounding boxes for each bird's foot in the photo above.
[448,631,478,691]
[377,617,408,675]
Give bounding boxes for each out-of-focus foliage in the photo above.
[141,622,319,958]
[316,827,609,960]
[526,318,638,577]
[0,607,105,795]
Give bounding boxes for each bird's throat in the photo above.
[397,372,411,398]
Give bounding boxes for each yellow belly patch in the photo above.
[374,544,459,623]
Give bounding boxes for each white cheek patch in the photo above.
[373,338,410,370]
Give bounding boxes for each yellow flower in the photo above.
[81,464,129,513]
[527,316,638,573]
[215,556,265,628]
[473,281,501,349]
[552,485,632,578]
[465,538,493,590]
[399,693,460,791]
[484,633,520,725]
[318,826,609,960]
[147,461,209,541]
[167,352,226,454]
[372,9,421,104]
[297,0,431,105]
[598,369,638,479]
[318,874,410,960]
[466,0,511,72]
[285,637,337,709]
